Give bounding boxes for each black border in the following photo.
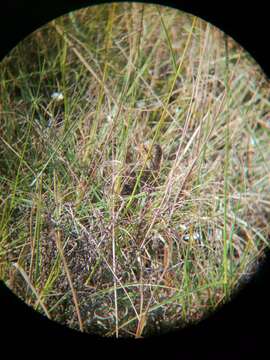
[0,1,269,358]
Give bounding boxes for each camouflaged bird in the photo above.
[120,143,163,196]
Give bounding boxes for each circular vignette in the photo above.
[0,0,268,352]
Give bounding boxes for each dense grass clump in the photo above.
[0,3,269,337]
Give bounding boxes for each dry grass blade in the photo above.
[54,229,84,332]
[12,262,51,319]
[53,23,120,111]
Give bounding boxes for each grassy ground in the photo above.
[0,3,269,338]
